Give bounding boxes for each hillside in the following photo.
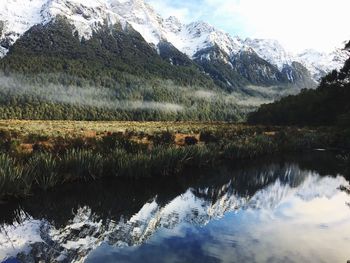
[248,42,350,126]
[0,0,347,121]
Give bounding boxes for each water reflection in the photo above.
[0,152,349,263]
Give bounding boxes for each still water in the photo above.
[0,152,350,263]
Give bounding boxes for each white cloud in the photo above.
[147,0,350,53]
[205,0,350,52]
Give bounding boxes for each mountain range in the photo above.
[0,0,348,121]
[0,0,348,82]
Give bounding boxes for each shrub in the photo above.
[100,133,145,153]
[184,136,198,146]
[199,131,218,143]
[152,131,175,145]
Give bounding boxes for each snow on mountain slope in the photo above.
[296,48,350,81]
[244,38,293,71]
[0,0,348,82]
[108,0,164,45]
[0,0,45,56]
[0,0,245,59]
[164,21,245,58]
[0,0,117,56]
[243,38,349,81]
[43,0,128,44]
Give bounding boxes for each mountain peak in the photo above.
[164,16,182,34]
[296,47,350,81]
[165,16,181,27]
[244,38,293,70]
[0,0,347,83]
[187,21,216,35]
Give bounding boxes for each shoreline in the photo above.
[0,121,349,201]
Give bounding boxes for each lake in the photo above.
[1,152,350,263]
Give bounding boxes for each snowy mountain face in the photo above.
[0,0,112,56]
[165,21,245,59]
[296,48,350,81]
[0,0,163,55]
[244,38,293,71]
[0,0,348,84]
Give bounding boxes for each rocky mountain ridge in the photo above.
[0,0,348,87]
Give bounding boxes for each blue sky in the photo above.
[147,0,350,53]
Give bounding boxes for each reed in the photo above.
[0,154,26,198]
[0,124,346,201]
[222,135,277,160]
[61,149,104,181]
[26,153,60,191]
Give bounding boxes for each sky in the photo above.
[146,0,350,53]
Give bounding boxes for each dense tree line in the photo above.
[0,96,242,121]
[248,42,350,127]
[0,71,243,121]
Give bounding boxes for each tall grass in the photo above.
[0,126,346,200]
[0,154,26,197]
[222,135,277,160]
[0,144,220,199]
[27,153,60,191]
[61,149,104,181]
[104,146,215,177]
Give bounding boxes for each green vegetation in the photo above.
[0,154,26,198]
[248,42,350,126]
[0,17,297,122]
[0,121,346,200]
[0,74,243,121]
[0,144,215,200]
[0,17,252,121]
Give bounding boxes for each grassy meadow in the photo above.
[0,120,349,200]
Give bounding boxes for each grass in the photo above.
[0,154,27,198]
[0,120,348,200]
[0,120,240,138]
[0,145,215,199]
[61,149,104,181]
[27,153,60,191]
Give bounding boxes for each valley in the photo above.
[0,0,349,262]
[0,0,347,123]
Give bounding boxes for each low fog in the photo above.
[0,73,296,116]
[0,74,184,112]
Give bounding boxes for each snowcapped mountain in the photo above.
[296,48,350,81]
[0,0,161,56]
[0,0,348,87]
[244,38,293,71]
[165,20,245,58]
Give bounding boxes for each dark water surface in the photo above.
[0,152,350,263]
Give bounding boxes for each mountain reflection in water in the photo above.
[0,152,350,263]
